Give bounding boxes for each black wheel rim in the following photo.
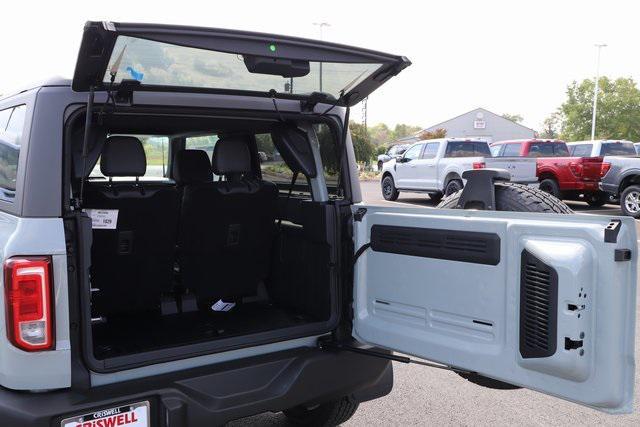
[540,182,552,194]
[446,181,461,196]
[383,179,393,197]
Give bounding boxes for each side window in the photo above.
[554,143,570,156]
[403,144,423,160]
[0,105,26,199]
[258,123,342,196]
[490,144,503,157]
[0,108,12,131]
[90,135,170,180]
[421,142,439,159]
[501,143,522,157]
[570,144,592,157]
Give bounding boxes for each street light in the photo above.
[591,43,607,141]
[313,22,330,92]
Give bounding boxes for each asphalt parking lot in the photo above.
[231,180,640,426]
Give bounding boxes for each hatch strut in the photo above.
[319,340,473,374]
[75,86,96,210]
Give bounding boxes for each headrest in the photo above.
[173,150,213,184]
[100,136,146,177]
[212,137,252,175]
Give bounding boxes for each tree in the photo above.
[501,113,524,123]
[349,121,374,163]
[417,128,447,140]
[368,123,394,146]
[393,123,422,140]
[558,77,640,141]
[539,112,561,139]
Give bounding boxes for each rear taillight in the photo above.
[4,257,54,351]
[600,162,611,177]
[568,161,583,177]
[473,162,486,169]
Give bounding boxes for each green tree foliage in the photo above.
[368,123,422,146]
[417,128,447,140]
[393,123,422,140]
[559,77,640,141]
[539,112,561,139]
[501,113,524,123]
[349,121,374,163]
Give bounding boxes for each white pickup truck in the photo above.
[380,138,538,201]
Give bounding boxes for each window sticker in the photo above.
[84,209,119,230]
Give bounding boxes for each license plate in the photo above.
[61,401,149,427]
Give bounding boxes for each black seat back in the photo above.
[179,137,277,303]
[84,136,179,314]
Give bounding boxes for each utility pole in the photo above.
[591,43,607,141]
[313,22,330,92]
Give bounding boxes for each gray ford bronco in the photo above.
[0,21,636,427]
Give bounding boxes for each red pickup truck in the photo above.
[490,139,609,206]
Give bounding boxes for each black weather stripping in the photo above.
[370,225,500,265]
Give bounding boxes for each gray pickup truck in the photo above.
[568,140,640,216]
[0,21,636,427]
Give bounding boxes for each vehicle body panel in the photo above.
[0,213,70,390]
[353,204,637,413]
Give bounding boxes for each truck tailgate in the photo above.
[485,157,537,183]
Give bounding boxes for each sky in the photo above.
[1,0,637,132]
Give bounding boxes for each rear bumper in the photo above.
[599,182,618,195]
[0,347,392,427]
[560,181,600,192]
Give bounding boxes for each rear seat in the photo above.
[178,137,278,304]
[84,136,179,315]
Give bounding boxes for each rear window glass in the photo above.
[601,142,636,156]
[528,142,568,157]
[445,141,490,158]
[105,35,384,100]
[570,144,592,157]
[258,123,341,196]
[501,143,522,157]
[90,135,170,180]
[0,105,26,200]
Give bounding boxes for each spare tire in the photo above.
[437,182,573,214]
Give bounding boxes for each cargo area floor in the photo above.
[92,302,315,360]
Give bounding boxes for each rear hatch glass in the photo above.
[72,22,411,106]
[601,142,636,156]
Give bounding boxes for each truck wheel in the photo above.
[444,179,463,196]
[428,191,443,203]
[381,175,399,201]
[437,182,573,214]
[620,185,640,218]
[585,192,609,207]
[283,396,359,427]
[539,178,561,199]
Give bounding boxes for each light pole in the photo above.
[591,43,607,141]
[313,22,330,92]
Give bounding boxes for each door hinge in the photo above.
[318,339,473,374]
[615,249,632,262]
[353,208,367,222]
[604,219,621,243]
